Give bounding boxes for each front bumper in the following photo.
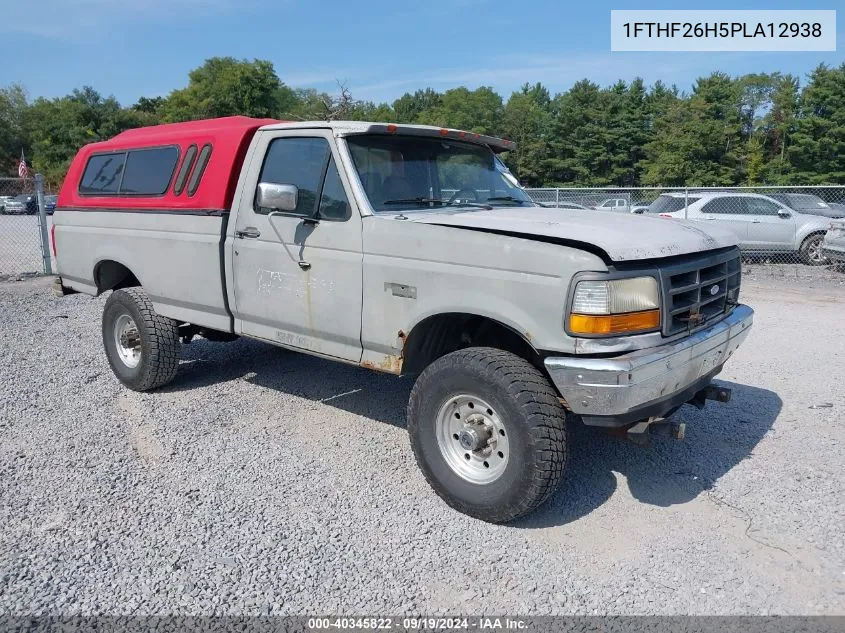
[544,305,753,427]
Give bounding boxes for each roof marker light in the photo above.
[386,124,398,133]
[439,128,449,136]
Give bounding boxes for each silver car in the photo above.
[823,219,845,263]
[0,195,13,214]
[647,192,833,265]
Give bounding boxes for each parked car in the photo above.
[823,219,845,264]
[650,192,832,265]
[630,199,652,214]
[3,194,38,215]
[767,193,845,219]
[0,195,14,214]
[52,117,753,523]
[593,197,630,212]
[44,195,58,215]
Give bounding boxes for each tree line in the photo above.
[1,57,843,190]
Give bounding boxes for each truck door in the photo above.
[230,130,363,362]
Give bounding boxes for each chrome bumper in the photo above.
[544,305,753,425]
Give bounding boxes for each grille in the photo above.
[659,249,741,336]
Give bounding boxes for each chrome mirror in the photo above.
[257,183,298,212]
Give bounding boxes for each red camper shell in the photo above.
[58,116,280,212]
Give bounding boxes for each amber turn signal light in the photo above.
[569,309,660,335]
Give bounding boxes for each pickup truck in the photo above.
[52,116,754,523]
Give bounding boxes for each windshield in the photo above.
[346,134,534,213]
[646,195,701,214]
[784,194,828,209]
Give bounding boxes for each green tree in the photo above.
[416,86,503,134]
[162,57,296,122]
[392,89,443,123]
[25,87,152,188]
[787,63,845,184]
[132,96,166,118]
[765,74,800,182]
[641,73,744,186]
[0,84,29,176]
[545,80,608,185]
[500,83,551,186]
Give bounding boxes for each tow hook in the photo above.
[689,385,732,410]
[624,416,686,448]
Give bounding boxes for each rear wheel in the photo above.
[102,287,180,391]
[800,233,828,266]
[407,347,569,523]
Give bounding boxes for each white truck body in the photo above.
[52,119,754,522]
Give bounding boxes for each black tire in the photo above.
[407,347,568,523]
[800,233,828,266]
[102,287,180,391]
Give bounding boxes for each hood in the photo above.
[409,206,738,262]
[797,203,845,219]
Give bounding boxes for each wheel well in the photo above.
[401,313,541,375]
[94,260,140,294]
[802,231,826,244]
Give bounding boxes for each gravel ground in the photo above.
[0,276,843,616]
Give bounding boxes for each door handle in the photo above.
[752,220,761,224]
[235,228,261,239]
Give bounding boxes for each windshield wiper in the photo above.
[382,197,492,210]
[486,195,531,205]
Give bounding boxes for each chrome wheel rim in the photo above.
[113,314,141,368]
[435,394,509,484]
[808,237,825,263]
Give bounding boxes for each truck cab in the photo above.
[53,117,754,523]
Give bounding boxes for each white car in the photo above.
[593,198,630,212]
[823,219,845,263]
[646,192,833,265]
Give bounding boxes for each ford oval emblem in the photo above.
[710,284,720,296]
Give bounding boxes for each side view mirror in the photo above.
[777,209,791,218]
[257,183,298,212]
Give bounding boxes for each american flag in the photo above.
[18,150,30,179]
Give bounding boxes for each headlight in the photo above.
[569,276,660,335]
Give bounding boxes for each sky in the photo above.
[0,0,842,106]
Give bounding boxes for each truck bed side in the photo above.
[54,210,232,332]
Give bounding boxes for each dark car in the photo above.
[768,193,845,219]
[3,194,38,215]
[44,195,58,215]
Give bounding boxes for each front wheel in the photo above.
[407,348,569,523]
[800,234,828,266]
[102,287,181,391]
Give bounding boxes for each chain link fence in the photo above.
[0,176,54,280]
[526,186,845,287]
[2,179,844,287]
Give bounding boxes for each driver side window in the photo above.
[257,137,330,216]
[744,198,780,216]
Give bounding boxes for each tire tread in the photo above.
[408,347,569,523]
[103,288,180,391]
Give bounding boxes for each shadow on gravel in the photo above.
[165,340,781,527]
[515,381,782,529]
[162,336,412,429]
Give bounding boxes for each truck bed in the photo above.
[54,210,232,332]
